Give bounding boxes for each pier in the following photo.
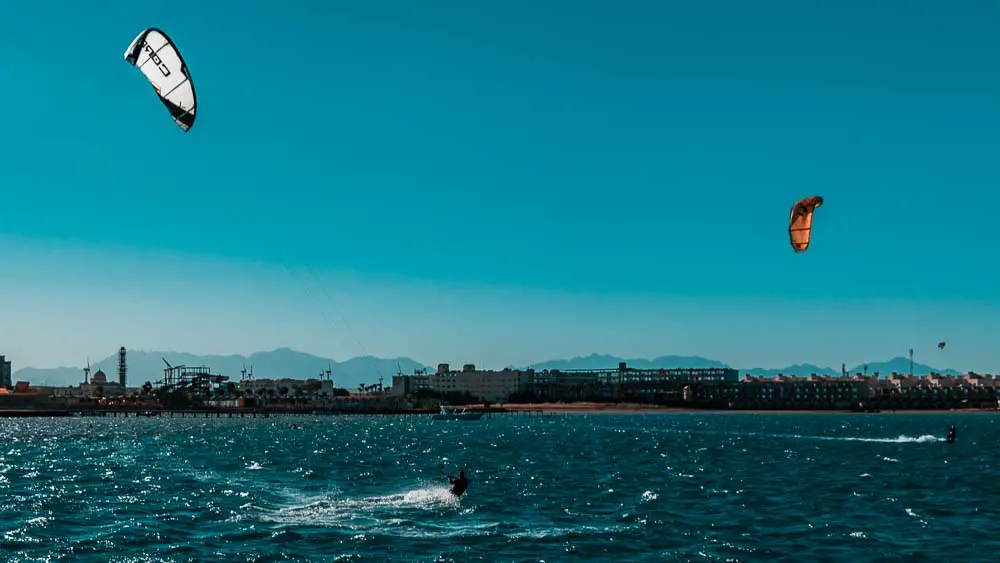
[477,408,561,419]
[0,407,442,418]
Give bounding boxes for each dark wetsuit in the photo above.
[946,426,956,444]
[448,472,469,497]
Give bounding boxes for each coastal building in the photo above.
[389,361,740,403]
[0,381,62,408]
[0,355,11,389]
[528,363,740,402]
[240,377,335,398]
[436,364,525,402]
[734,372,1000,410]
[390,364,527,403]
[730,374,877,409]
[384,359,999,410]
[35,355,139,400]
[870,372,999,408]
[390,371,430,396]
[80,369,126,397]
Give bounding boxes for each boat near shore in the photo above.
[433,405,483,421]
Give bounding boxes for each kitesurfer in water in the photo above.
[946,425,956,444]
[447,470,469,497]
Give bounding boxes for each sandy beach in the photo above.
[472,402,998,415]
[476,402,838,414]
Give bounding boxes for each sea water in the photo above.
[1,412,998,561]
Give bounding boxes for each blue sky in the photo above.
[1,1,998,373]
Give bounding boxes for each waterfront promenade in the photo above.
[0,406,439,418]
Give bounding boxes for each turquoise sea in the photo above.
[1,412,998,562]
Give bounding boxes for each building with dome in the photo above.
[80,368,125,397]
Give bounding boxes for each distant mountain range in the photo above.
[526,353,962,378]
[14,349,963,389]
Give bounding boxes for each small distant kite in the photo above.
[788,196,824,253]
[938,341,946,350]
[123,28,197,132]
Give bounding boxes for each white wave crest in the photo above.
[840,434,942,444]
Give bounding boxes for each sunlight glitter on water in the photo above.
[0,413,996,561]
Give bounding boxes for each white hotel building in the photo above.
[390,363,526,403]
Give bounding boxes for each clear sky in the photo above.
[1,1,998,373]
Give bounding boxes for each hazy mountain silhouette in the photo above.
[744,358,960,378]
[743,363,839,377]
[14,348,427,389]
[528,353,962,377]
[528,353,728,371]
[14,350,963,389]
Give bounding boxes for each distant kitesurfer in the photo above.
[946,425,956,444]
[447,470,469,497]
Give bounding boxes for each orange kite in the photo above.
[788,196,824,252]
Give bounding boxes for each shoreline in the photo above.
[0,404,995,418]
[473,403,999,415]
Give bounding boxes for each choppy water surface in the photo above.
[1,412,998,561]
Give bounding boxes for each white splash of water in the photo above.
[247,485,461,529]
